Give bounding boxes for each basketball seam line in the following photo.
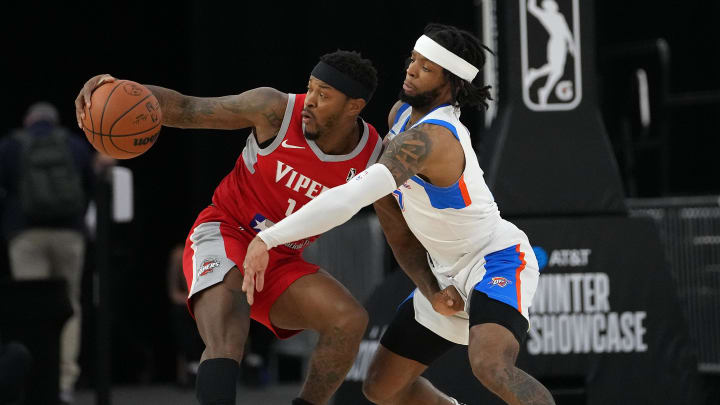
[99,80,126,154]
[107,127,158,154]
[107,93,152,135]
[83,123,162,138]
[107,93,154,155]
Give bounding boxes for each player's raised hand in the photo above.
[74,74,116,129]
[241,236,270,305]
[430,285,465,316]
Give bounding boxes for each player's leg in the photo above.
[192,267,252,405]
[467,292,554,405]
[269,269,368,405]
[362,294,460,405]
[467,242,553,404]
[182,211,257,404]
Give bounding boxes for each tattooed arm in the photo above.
[75,74,287,143]
[373,195,439,297]
[374,195,465,314]
[145,86,286,135]
[379,126,432,185]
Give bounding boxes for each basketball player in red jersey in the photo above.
[74,51,381,405]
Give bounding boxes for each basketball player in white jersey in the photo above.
[243,24,555,405]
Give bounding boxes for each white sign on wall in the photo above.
[520,0,582,111]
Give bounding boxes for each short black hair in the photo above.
[423,23,494,110]
[319,50,378,102]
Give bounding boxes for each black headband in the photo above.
[310,61,372,101]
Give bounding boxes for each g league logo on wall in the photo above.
[520,0,582,111]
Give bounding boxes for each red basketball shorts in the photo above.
[182,205,319,339]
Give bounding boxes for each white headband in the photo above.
[413,35,479,82]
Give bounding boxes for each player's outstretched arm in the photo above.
[144,85,286,133]
[75,74,287,141]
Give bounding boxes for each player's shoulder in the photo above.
[247,87,288,106]
[387,100,410,128]
[415,105,462,140]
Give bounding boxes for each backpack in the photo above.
[14,128,85,222]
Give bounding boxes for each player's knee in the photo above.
[362,373,395,404]
[352,304,370,330]
[202,340,245,364]
[350,306,369,337]
[197,320,247,363]
[361,381,386,404]
[327,300,368,336]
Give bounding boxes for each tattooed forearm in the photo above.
[379,127,432,186]
[177,97,217,125]
[394,239,439,297]
[374,196,440,298]
[146,85,217,127]
[145,85,285,130]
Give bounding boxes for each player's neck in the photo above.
[408,98,452,127]
[314,117,360,155]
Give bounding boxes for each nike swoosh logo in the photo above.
[281,140,305,149]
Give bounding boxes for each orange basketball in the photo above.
[81,80,162,159]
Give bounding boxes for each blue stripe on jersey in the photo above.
[411,175,470,209]
[398,289,415,309]
[392,189,405,210]
[429,103,451,113]
[400,115,412,132]
[393,103,411,126]
[398,103,452,133]
[418,119,459,140]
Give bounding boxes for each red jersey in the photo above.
[211,93,382,253]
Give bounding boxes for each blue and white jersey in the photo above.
[389,103,502,271]
[387,103,538,339]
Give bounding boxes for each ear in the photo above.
[345,98,366,115]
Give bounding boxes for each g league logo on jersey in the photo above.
[520,0,582,111]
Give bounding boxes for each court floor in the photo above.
[75,382,304,405]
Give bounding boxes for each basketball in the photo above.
[81,80,162,159]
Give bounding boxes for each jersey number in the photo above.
[285,198,297,216]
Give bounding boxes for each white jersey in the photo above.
[387,102,539,345]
